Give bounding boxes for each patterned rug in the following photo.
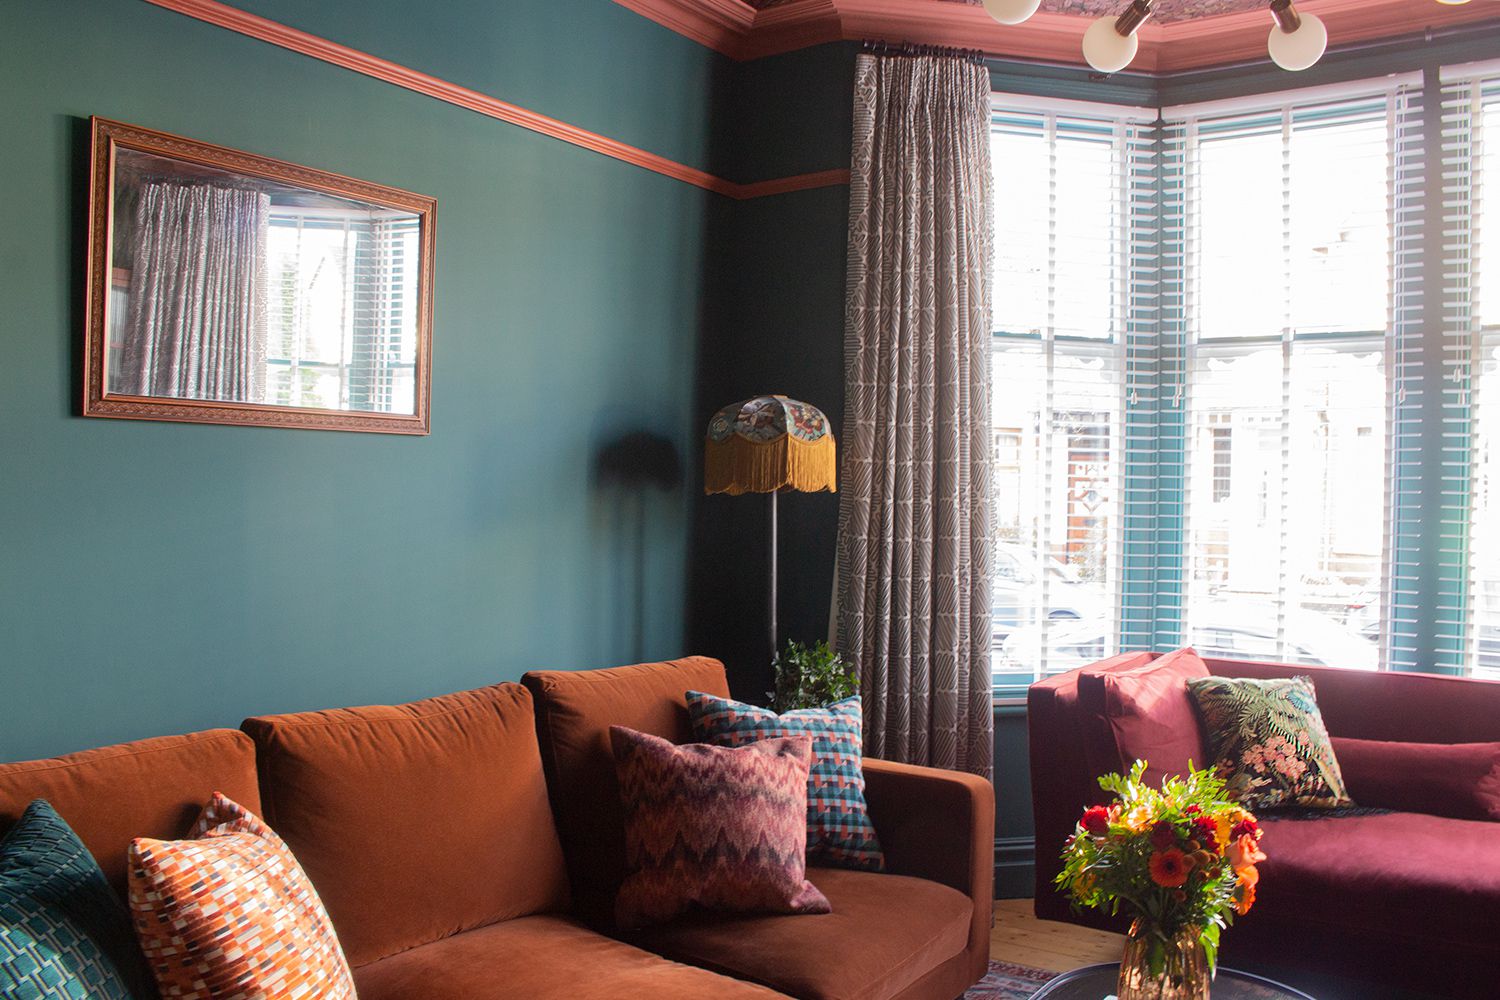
[963,960,1060,999]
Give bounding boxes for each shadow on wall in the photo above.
[593,430,684,664]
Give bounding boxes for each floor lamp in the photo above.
[704,395,837,663]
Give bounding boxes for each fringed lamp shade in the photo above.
[704,395,837,496]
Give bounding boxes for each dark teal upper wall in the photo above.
[0,0,719,760]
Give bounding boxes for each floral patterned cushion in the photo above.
[1186,675,1352,810]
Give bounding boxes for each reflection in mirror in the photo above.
[86,118,435,433]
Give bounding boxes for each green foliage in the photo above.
[1055,760,1266,970]
[770,640,858,712]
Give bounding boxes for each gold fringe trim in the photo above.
[704,434,837,495]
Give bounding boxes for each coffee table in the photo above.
[1030,963,1315,999]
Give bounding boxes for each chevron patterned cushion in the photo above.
[686,692,884,871]
[128,793,357,1000]
[610,726,831,929]
[1,800,146,1000]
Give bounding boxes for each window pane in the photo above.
[1198,127,1284,340]
[1289,116,1389,334]
[991,342,1120,685]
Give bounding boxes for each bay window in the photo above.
[989,72,1470,694]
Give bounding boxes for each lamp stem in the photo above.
[1269,0,1301,32]
[769,489,779,665]
[1113,0,1154,36]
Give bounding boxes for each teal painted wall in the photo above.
[0,0,724,760]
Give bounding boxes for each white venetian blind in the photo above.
[1442,62,1500,679]
[1161,78,1424,672]
[988,96,1158,692]
[265,207,421,414]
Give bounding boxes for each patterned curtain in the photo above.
[837,51,995,779]
[119,180,269,402]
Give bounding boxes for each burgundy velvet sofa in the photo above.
[1029,655,1500,999]
[0,656,994,1000]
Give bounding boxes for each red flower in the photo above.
[1193,816,1222,851]
[1149,848,1194,888]
[1184,804,1202,815]
[1150,820,1178,851]
[1232,818,1260,841]
[1081,806,1111,837]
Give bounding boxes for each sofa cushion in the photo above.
[1254,811,1500,953]
[1330,737,1500,822]
[687,692,884,871]
[352,914,789,1000]
[625,866,972,1000]
[0,730,260,898]
[128,793,357,1000]
[612,726,829,929]
[0,800,149,1000]
[241,683,569,967]
[1078,648,1207,787]
[1188,675,1350,810]
[522,657,732,926]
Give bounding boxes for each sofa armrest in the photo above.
[862,757,994,896]
[861,757,994,982]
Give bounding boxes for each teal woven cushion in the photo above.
[686,692,884,870]
[0,800,146,1000]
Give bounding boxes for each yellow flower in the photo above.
[1123,803,1155,832]
[1211,815,1233,852]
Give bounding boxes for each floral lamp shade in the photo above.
[704,395,836,495]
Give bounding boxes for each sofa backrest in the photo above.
[1204,658,1500,743]
[521,656,730,927]
[0,729,261,897]
[1030,653,1500,920]
[241,682,570,968]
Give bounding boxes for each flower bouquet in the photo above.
[1057,761,1267,1000]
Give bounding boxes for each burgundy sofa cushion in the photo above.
[1253,811,1500,955]
[1077,648,1208,786]
[1331,737,1500,822]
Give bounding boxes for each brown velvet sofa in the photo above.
[1029,654,1500,999]
[0,656,993,1000]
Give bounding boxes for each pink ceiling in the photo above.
[747,0,1272,22]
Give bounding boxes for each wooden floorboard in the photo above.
[990,898,1123,973]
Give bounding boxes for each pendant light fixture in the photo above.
[1266,0,1327,71]
[983,0,1042,26]
[1081,0,1153,74]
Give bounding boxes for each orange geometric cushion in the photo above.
[127,793,356,1000]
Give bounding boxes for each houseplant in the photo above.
[1057,761,1267,1000]
[769,639,858,712]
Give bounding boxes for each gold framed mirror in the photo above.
[83,117,436,434]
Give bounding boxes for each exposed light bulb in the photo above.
[1436,0,1473,5]
[1082,18,1139,73]
[1081,1,1152,74]
[1267,9,1327,71]
[983,0,1043,25]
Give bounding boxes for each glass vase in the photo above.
[1116,919,1211,1000]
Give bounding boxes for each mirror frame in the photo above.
[83,117,437,434]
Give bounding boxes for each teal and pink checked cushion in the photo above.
[685,692,884,871]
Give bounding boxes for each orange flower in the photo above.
[1149,848,1195,888]
[1228,833,1267,870]
[1233,864,1260,915]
